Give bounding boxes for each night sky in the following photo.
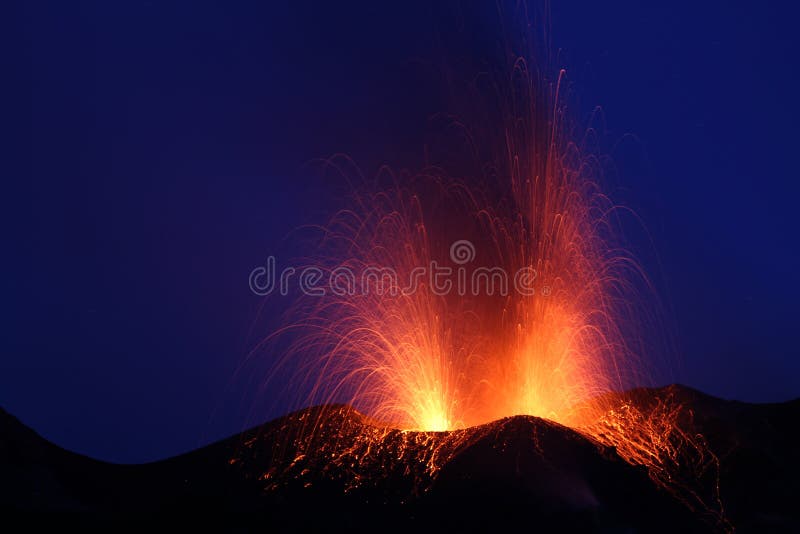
[9,1,800,462]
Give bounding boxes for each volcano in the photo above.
[3,385,798,532]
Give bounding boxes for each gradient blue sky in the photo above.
[8,1,800,462]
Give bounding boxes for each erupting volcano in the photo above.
[272,66,646,432]
[250,18,731,529]
[9,2,800,533]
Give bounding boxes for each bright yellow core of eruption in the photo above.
[419,412,451,433]
[394,306,604,431]
[406,383,453,432]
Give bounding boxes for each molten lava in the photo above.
[257,13,729,531]
[275,66,645,434]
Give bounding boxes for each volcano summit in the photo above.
[3,385,799,532]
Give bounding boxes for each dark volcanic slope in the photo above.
[663,386,800,531]
[2,385,799,532]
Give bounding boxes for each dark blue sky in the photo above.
[8,1,800,462]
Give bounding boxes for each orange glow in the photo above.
[255,19,729,530]
[269,62,650,434]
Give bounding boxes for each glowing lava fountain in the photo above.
[249,8,731,527]
[266,62,655,434]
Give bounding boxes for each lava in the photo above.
[256,9,729,531]
[270,66,647,433]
